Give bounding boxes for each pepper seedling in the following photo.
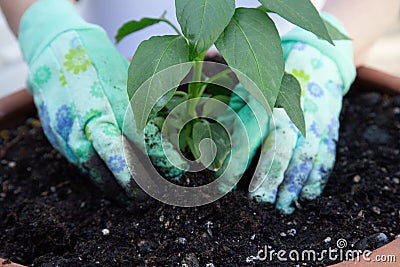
[116,0,349,171]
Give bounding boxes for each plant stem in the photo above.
[188,60,204,99]
[187,53,206,117]
[193,60,204,85]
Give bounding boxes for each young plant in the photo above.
[116,0,349,171]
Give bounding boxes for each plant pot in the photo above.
[0,259,25,267]
[330,238,400,267]
[0,90,35,130]
[0,65,399,267]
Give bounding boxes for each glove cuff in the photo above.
[281,12,356,95]
[19,0,97,64]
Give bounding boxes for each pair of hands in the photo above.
[20,0,355,213]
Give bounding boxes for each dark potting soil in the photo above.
[1,85,400,267]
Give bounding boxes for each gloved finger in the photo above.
[27,48,86,166]
[237,96,270,166]
[216,84,252,134]
[144,122,188,180]
[123,109,188,180]
[84,120,149,202]
[275,128,321,214]
[82,151,146,207]
[229,84,250,112]
[33,96,70,160]
[300,139,336,201]
[62,119,146,206]
[216,94,267,193]
[216,84,269,169]
[248,108,298,203]
[34,91,141,204]
[301,118,340,200]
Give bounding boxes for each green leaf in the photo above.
[178,124,190,151]
[128,35,191,131]
[192,121,211,163]
[192,120,230,170]
[275,73,306,136]
[116,17,164,43]
[186,136,198,159]
[208,122,231,170]
[257,0,333,44]
[215,8,284,111]
[323,18,351,41]
[161,115,182,146]
[176,0,235,58]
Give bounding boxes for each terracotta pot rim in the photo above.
[355,66,400,95]
[0,258,25,267]
[0,89,35,130]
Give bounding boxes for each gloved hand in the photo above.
[220,13,356,214]
[19,0,187,206]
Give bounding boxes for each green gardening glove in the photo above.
[19,0,188,205]
[220,13,356,214]
[251,13,356,214]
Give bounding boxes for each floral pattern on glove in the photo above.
[285,157,313,195]
[310,121,321,138]
[64,46,92,74]
[307,82,324,98]
[303,98,318,113]
[325,80,343,99]
[108,155,126,174]
[59,69,67,87]
[293,42,306,51]
[103,124,121,137]
[90,81,104,98]
[39,102,58,148]
[56,105,74,141]
[291,68,310,87]
[311,58,324,70]
[34,66,52,86]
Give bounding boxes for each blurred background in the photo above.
[0,0,399,99]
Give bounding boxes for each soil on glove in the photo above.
[1,84,400,267]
